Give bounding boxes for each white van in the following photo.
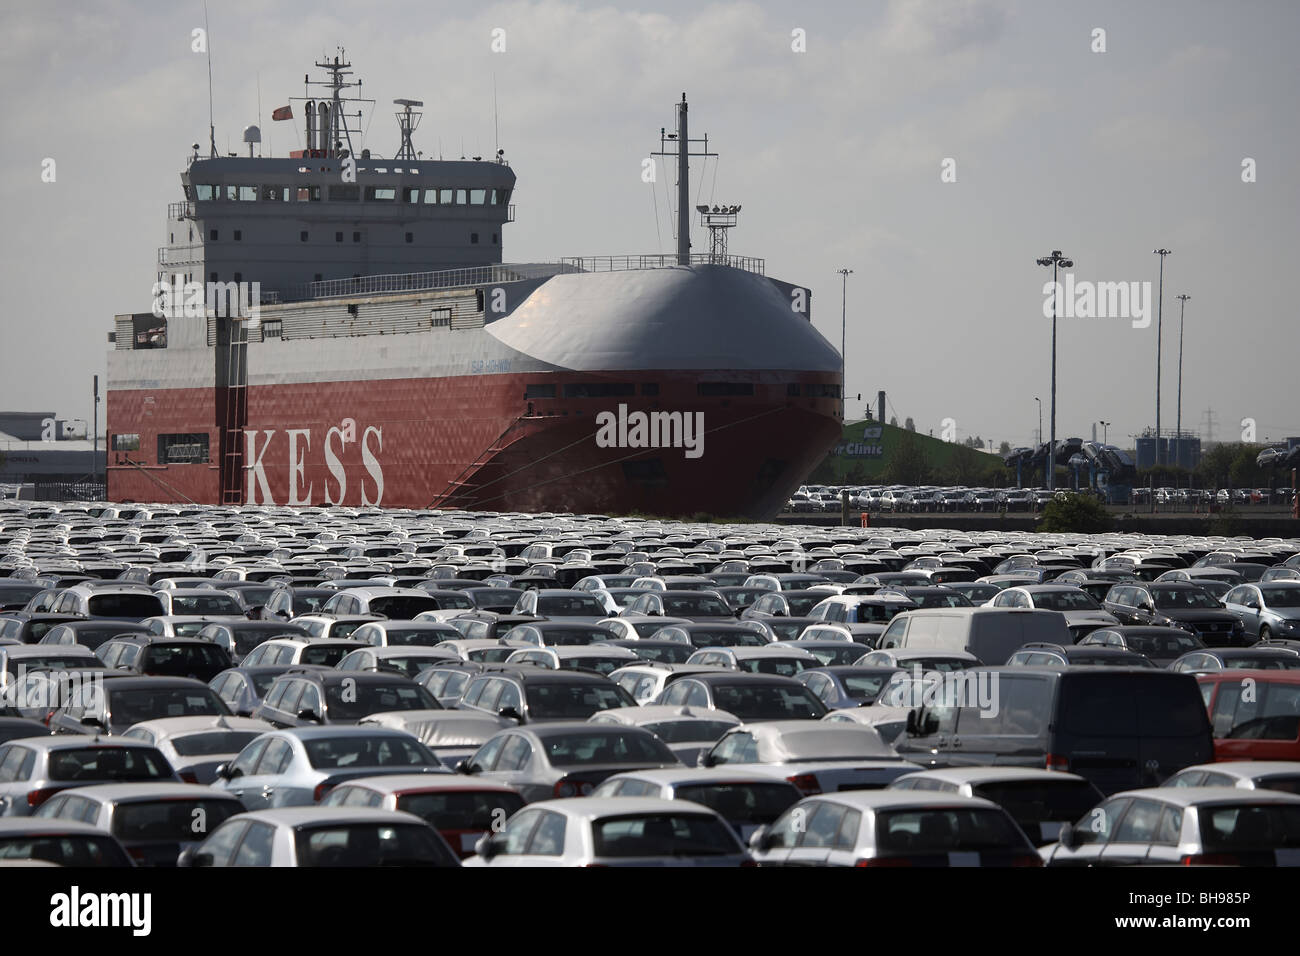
[875,607,1070,665]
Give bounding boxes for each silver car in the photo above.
[179,806,460,866]
[0,817,133,866]
[213,726,449,810]
[749,791,1042,866]
[1222,583,1300,641]
[119,715,274,783]
[0,734,178,816]
[456,722,681,802]
[34,781,245,866]
[587,705,741,767]
[700,721,919,795]
[1161,760,1300,794]
[1042,786,1300,866]
[464,797,752,867]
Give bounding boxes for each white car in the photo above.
[120,715,274,784]
[463,797,751,867]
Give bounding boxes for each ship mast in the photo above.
[292,51,374,158]
[654,94,716,265]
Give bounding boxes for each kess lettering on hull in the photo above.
[243,418,385,506]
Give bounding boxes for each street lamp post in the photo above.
[837,268,853,424]
[1153,249,1172,465]
[1035,397,1042,449]
[1176,293,1189,469]
[1036,250,1073,490]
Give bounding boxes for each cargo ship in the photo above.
[106,55,843,518]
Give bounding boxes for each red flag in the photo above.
[271,105,293,121]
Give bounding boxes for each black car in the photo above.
[254,667,440,727]
[196,621,311,665]
[894,667,1214,795]
[1075,626,1206,666]
[0,613,86,645]
[1005,642,1155,668]
[594,639,694,664]
[98,635,233,683]
[0,716,52,744]
[209,665,311,716]
[655,672,829,722]
[875,586,974,609]
[796,666,901,709]
[456,666,635,724]
[49,676,231,735]
[36,620,154,652]
[1169,647,1300,674]
[1102,583,1248,645]
[415,661,499,707]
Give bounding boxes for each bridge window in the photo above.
[404,187,421,203]
[261,185,290,201]
[224,185,256,201]
[470,189,488,204]
[330,185,360,201]
[296,185,321,201]
[158,433,210,464]
[697,382,754,396]
[365,186,397,201]
[195,185,216,200]
[493,188,512,205]
[455,189,468,205]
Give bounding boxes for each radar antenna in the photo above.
[393,99,423,161]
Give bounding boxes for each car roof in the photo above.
[601,767,794,786]
[895,766,1091,786]
[808,790,1002,811]
[591,705,740,723]
[236,806,433,827]
[43,782,241,802]
[531,797,720,819]
[125,715,272,734]
[332,774,519,795]
[1174,761,1300,779]
[0,818,116,835]
[1114,787,1300,807]
[6,733,165,751]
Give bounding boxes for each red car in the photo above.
[1198,669,1300,761]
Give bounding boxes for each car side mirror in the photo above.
[477,834,502,861]
[214,763,231,780]
[699,752,716,767]
[498,706,522,723]
[80,716,105,729]
[457,760,480,775]
[1058,823,1077,849]
[748,825,770,852]
[297,709,321,723]
[178,847,213,867]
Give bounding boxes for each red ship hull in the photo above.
[107,370,842,518]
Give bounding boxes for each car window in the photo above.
[229,737,270,777]
[798,800,847,848]
[501,809,541,855]
[1112,798,1164,843]
[498,735,532,772]
[525,811,566,856]
[471,736,507,772]
[231,821,276,866]
[201,819,250,866]
[255,738,294,775]
[1075,797,1129,845]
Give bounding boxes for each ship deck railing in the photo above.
[264,254,764,304]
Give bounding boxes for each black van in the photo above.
[893,667,1213,795]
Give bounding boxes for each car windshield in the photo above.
[738,657,808,677]
[52,627,125,650]
[685,629,766,648]
[543,731,675,766]
[630,621,676,638]
[249,672,278,697]
[113,798,241,840]
[1262,587,1300,608]
[1118,632,1203,656]
[875,808,1027,853]
[109,687,225,725]
[385,629,457,646]
[591,813,740,858]
[303,735,436,769]
[557,657,626,676]
[783,595,821,615]
[842,673,893,701]
[171,731,263,756]
[538,628,614,647]
[87,594,165,618]
[1199,804,1300,851]
[293,592,331,614]
[143,644,228,675]
[858,604,905,622]
[1153,588,1222,610]
[524,682,632,719]
[640,720,736,744]
[171,594,243,615]
[398,790,526,830]
[295,822,457,866]
[971,780,1102,830]
[537,595,605,616]
[1031,591,1102,611]
[627,644,693,664]
[675,782,799,823]
[709,683,827,720]
[806,646,867,667]
[909,592,970,608]
[5,654,102,675]
[662,595,730,617]
[762,622,806,642]
[468,590,522,609]
[1222,681,1300,740]
[324,681,436,720]
[0,834,130,867]
[368,596,441,619]
[47,746,173,781]
[301,644,355,666]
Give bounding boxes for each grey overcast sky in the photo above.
[2,0,1296,450]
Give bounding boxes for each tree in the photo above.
[882,430,929,484]
[998,441,1012,455]
[889,416,898,427]
[1037,493,1112,533]
[904,417,916,432]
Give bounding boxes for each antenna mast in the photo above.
[393,99,423,161]
[290,50,374,158]
[204,1,216,158]
[652,94,716,266]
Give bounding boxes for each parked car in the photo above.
[0,734,179,816]
[1198,669,1300,761]
[0,817,134,866]
[1102,582,1247,646]
[119,715,274,783]
[1162,760,1300,794]
[1075,626,1205,667]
